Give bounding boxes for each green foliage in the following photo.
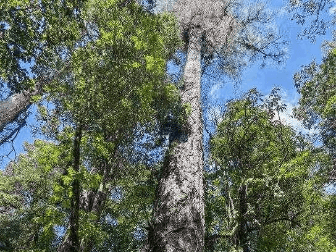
[39,0,182,137]
[1,1,182,251]
[0,0,86,93]
[323,95,336,118]
[206,89,335,251]
[0,140,65,251]
[294,47,336,155]
[79,210,108,249]
[0,135,160,251]
[97,163,159,251]
[293,47,336,251]
[294,50,336,119]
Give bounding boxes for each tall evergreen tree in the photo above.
[146,1,287,250]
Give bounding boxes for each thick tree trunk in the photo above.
[148,27,205,251]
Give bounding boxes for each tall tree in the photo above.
[1,0,331,149]
[207,89,335,251]
[31,0,181,251]
[293,41,336,182]
[146,0,287,250]
[293,44,336,249]
[0,0,183,251]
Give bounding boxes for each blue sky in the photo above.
[1,0,335,173]
[203,1,334,134]
[0,0,335,244]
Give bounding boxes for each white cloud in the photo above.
[209,83,222,99]
[330,6,336,14]
[207,106,223,124]
[330,0,336,14]
[276,94,319,136]
[261,88,318,137]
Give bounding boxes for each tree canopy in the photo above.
[206,89,336,251]
[1,0,336,251]
[294,42,336,180]
[0,0,184,251]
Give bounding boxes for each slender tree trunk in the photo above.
[148,27,205,251]
[237,183,248,252]
[79,189,107,252]
[58,126,82,252]
[79,162,111,252]
[0,62,70,133]
[78,145,124,252]
[0,85,41,131]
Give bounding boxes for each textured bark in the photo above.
[148,28,205,251]
[0,61,71,133]
[0,85,41,131]
[58,126,82,252]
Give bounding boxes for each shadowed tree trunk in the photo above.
[237,183,248,252]
[58,125,82,252]
[148,27,205,251]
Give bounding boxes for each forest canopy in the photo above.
[0,0,336,251]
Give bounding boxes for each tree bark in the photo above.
[0,85,41,131]
[148,27,205,251]
[0,61,71,133]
